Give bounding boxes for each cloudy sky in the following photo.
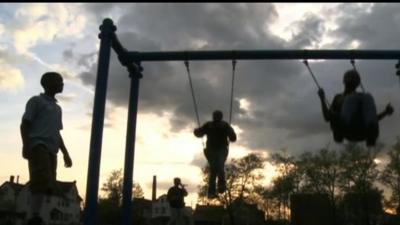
[1,3,400,206]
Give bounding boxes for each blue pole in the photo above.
[121,68,141,225]
[84,18,115,225]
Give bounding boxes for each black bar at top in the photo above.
[124,50,400,61]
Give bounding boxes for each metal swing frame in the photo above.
[83,18,400,225]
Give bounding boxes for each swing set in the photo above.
[83,18,400,225]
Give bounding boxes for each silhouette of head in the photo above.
[41,72,64,94]
[343,69,360,90]
[213,110,223,122]
[173,177,181,186]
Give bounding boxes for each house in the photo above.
[152,194,171,218]
[0,177,83,225]
[193,199,265,225]
[132,197,153,225]
[193,204,226,225]
[290,193,334,225]
[229,199,265,225]
[338,191,384,225]
[151,194,193,225]
[0,176,25,224]
[0,176,24,209]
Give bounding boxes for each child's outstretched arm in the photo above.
[378,103,394,121]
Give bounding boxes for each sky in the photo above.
[1,3,400,208]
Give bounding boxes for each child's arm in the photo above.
[318,89,331,121]
[59,135,72,167]
[20,97,36,158]
[194,123,207,137]
[20,119,31,155]
[182,186,188,196]
[378,103,394,121]
[228,125,237,142]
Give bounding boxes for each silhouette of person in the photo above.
[20,72,73,225]
[194,110,237,198]
[318,69,393,146]
[167,177,192,225]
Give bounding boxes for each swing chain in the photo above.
[184,60,201,127]
[303,59,330,108]
[396,59,400,92]
[229,59,237,125]
[303,60,321,89]
[184,60,206,149]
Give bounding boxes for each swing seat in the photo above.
[330,92,379,146]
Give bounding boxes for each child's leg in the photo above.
[27,145,50,223]
[208,169,217,196]
[207,150,217,196]
[330,117,344,143]
[217,148,228,193]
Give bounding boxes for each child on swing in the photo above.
[194,110,237,198]
[318,69,394,146]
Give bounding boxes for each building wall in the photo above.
[290,194,334,225]
[0,184,19,205]
[152,195,171,218]
[15,185,81,225]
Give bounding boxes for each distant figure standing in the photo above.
[20,72,73,225]
[167,177,191,225]
[318,69,393,146]
[194,110,237,198]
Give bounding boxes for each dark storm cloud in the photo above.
[62,49,73,61]
[77,52,97,69]
[282,12,326,49]
[77,3,400,157]
[331,3,400,49]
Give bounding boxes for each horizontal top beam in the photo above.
[125,50,400,62]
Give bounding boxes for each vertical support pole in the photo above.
[84,18,115,225]
[121,65,142,225]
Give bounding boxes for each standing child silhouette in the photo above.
[20,72,73,225]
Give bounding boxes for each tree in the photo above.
[338,143,381,194]
[295,148,341,225]
[267,149,298,221]
[101,169,145,203]
[337,143,382,225]
[198,153,266,204]
[380,137,400,215]
[198,153,266,225]
[133,183,144,198]
[99,169,146,225]
[101,169,123,205]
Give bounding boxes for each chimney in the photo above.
[9,176,14,183]
[16,175,19,184]
[152,175,157,201]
